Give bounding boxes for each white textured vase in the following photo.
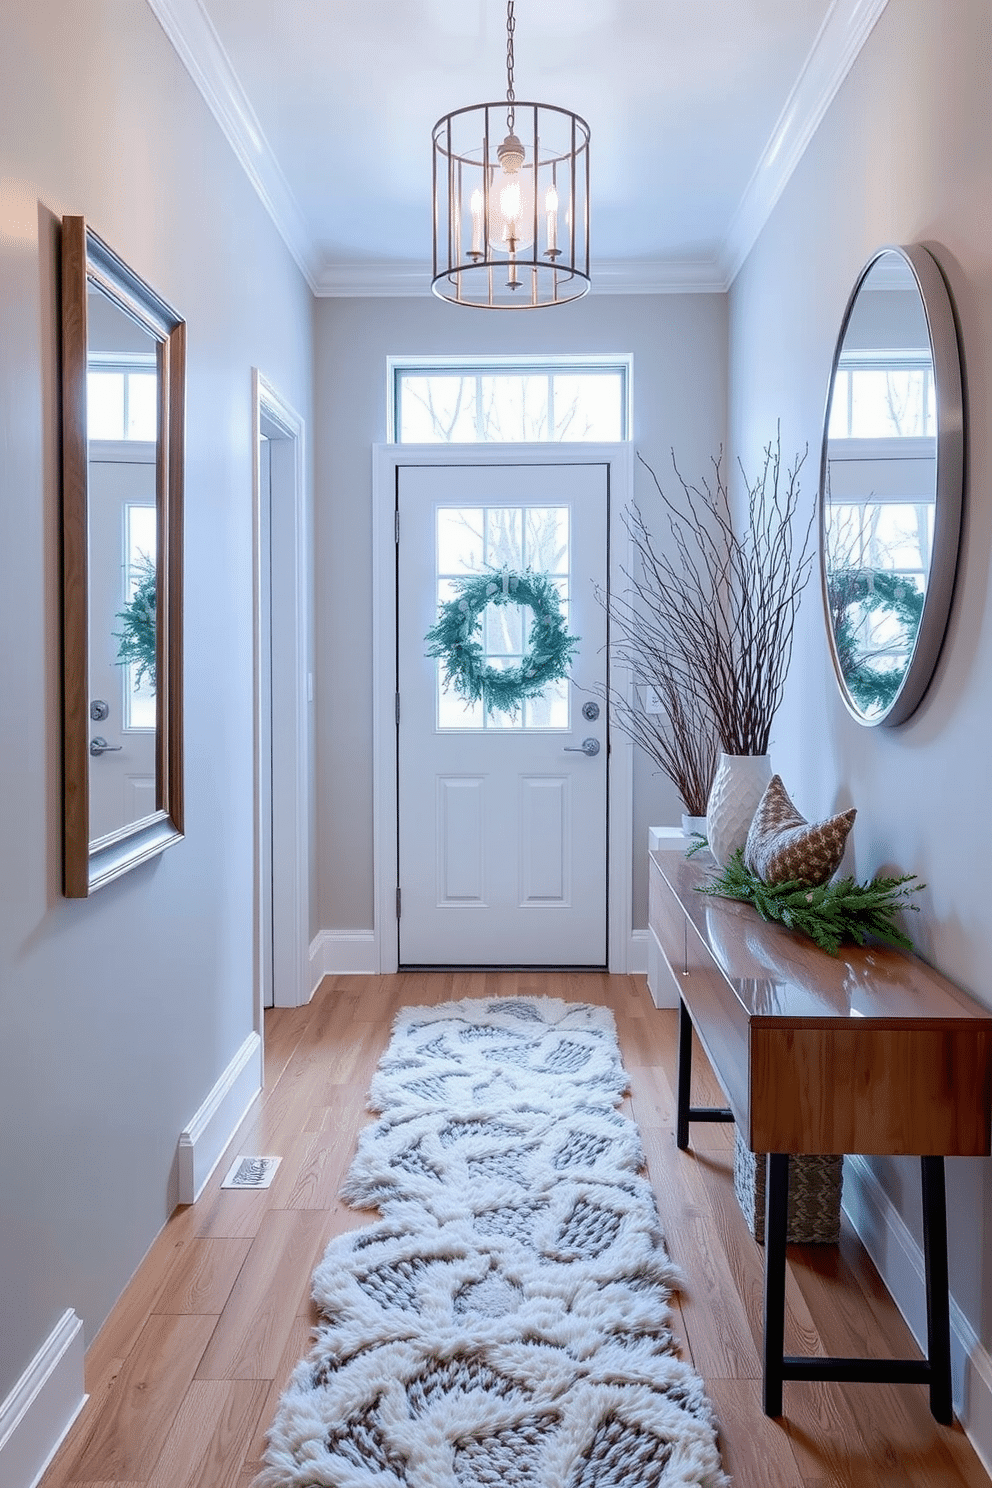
[705,753,772,867]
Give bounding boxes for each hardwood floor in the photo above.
[38,972,989,1487]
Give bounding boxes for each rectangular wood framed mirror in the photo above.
[61,216,185,895]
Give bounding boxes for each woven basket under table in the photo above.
[734,1130,843,1245]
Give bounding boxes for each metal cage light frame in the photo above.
[431,4,590,309]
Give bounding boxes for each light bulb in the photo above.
[545,182,559,257]
[501,180,521,230]
[469,189,484,258]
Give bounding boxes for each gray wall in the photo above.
[314,292,728,935]
[729,0,992,1360]
[0,0,313,1401]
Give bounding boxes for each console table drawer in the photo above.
[750,1023,992,1155]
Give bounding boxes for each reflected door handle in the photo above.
[90,736,123,756]
[564,737,600,756]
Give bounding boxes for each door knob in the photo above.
[564,737,600,757]
[90,736,123,756]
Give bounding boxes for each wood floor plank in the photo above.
[241,1316,316,1473]
[84,1211,202,1382]
[34,1358,128,1488]
[708,1378,806,1486]
[193,1186,275,1242]
[194,1209,327,1380]
[64,1314,216,1483]
[152,1237,252,1315]
[144,1378,270,1488]
[690,1145,825,1363]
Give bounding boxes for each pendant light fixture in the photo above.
[431,0,590,309]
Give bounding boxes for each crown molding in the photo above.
[721,0,891,284]
[148,0,888,302]
[314,258,728,298]
[591,259,728,295]
[315,262,432,298]
[144,0,319,291]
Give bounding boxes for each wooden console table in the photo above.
[649,848,992,1421]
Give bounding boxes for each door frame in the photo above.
[252,370,311,1023]
[372,442,635,974]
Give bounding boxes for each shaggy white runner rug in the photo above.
[258,996,727,1488]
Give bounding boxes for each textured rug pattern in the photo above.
[258,996,727,1487]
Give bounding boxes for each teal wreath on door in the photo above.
[425,567,580,717]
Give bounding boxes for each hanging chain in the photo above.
[505,0,515,131]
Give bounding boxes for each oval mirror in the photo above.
[61,217,185,894]
[819,244,964,726]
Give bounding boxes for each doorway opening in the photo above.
[252,372,310,1025]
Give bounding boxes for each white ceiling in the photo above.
[147,0,889,294]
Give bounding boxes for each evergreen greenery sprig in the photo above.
[114,553,157,691]
[425,567,579,717]
[698,849,923,955]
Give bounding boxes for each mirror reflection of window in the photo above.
[87,364,157,441]
[827,356,936,440]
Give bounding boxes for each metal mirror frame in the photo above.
[61,216,185,895]
[818,242,964,727]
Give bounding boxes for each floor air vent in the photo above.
[221,1155,281,1189]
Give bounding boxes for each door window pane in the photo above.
[123,503,156,730]
[435,504,572,731]
[485,507,522,569]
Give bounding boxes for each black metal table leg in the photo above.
[922,1155,953,1424]
[677,999,693,1150]
[676,998,733,1150]
[763,1152,789,1417]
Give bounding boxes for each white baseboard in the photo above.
[0,1310,86,1488]
[626,928,649,977]
[309,930,651,983]
[177,1030,262,1205]
[843,1154,992,1476]
[310,930,378,991]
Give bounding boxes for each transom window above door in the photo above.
[390,357,630,443]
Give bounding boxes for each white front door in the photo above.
[397,461,608,965]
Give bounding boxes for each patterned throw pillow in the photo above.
[744,774,856,887]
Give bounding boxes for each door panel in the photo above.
[397,461,608,965]
[519,774,570,903]
[438,777,485,902]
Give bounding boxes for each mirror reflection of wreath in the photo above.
[114,553,157,692]
[425,567,580,717]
